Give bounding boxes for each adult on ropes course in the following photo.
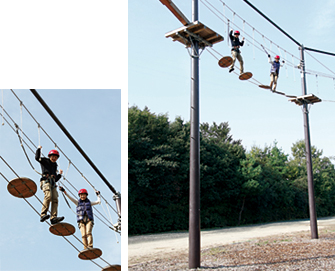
[35,146,65,224]
[59,186,103,260]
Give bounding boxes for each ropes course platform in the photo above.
[49,222,75,236]
[78,247,102,260]
[288,94,322,105]
[165,21,223,48]
[7,177,37,198]
[101,265,121,271]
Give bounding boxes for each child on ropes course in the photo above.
[59,186,101,250]
[268,54,285,91]
[35,146,65,224]
[229,29,245,74]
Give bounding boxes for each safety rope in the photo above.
[284,50,288,78]
[15,123,42,175]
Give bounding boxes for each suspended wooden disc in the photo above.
[218,56,233,68]
[49,222,75,236]
[101,265,121,271]
[239,72,253,80]
[7,177,37,198]
[259,85,271,89]
[78,248,102,260]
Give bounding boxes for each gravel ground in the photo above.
[129,226,335,270]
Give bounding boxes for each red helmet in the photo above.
[275,55,280,59]
[78,189,88,195]
[234,30,240,35]
[48,149,60,157]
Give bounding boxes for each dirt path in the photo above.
[128,217,335,265]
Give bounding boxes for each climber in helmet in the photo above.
[229,29,245,74]
[59,186,101,250]
[268,54,285,91]
[35,146,65,224]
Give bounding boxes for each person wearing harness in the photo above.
[229,29,245,74]
[59,187,101,250]
[35,146,65,224]
[268,55,285,91]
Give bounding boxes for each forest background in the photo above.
[128,106,335,235]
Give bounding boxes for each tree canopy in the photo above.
[128,106,335,235]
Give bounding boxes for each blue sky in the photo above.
[0,89,121,270]
[129,0,335,160]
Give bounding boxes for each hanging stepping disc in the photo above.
[7,177,37,198]
[49,222,75,236]
[101,265,121,271]
[259,85,272,89]
[78,248,102,260]
[239,72,253,80]
[218,56,233,68]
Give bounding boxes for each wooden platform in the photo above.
[49,222,75,236]
[7,177,37,198]
[101,265,121,271]
[288,94,322,105]
[165,21,223,48]
[78,248,102,260]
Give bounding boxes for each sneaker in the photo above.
[40,214,50,222]
[229,67,234,73]
[50,216,65,225]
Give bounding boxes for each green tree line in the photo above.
[128,106,335,235]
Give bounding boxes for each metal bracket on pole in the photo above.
[113,192,121,232]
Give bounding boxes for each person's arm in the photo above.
[268,56,273,64]
[35,147,41,162]
[59,187,78,205]
[91,194,101,206]
[229,30,233,41]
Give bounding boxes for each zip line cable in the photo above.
[0,107,119,233]
[0,173,107,269]
[9,90,120,217]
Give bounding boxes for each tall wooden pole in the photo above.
[189,0,201,268]
[299,46,318,239]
